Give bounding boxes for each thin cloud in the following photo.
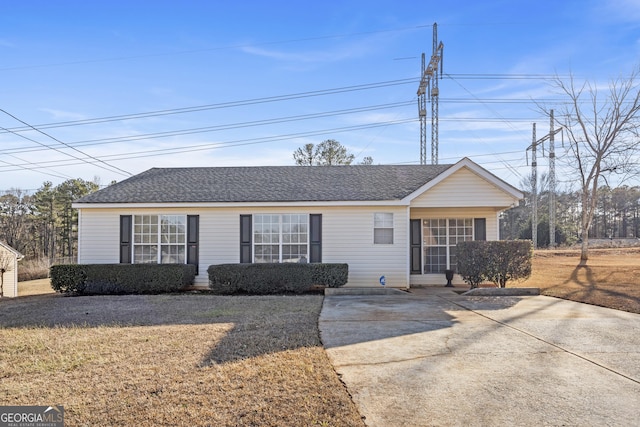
[596,0,640,23]
[240,33,389,64]
[39,108,87,121]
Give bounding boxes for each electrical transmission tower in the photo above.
[417,23,444,165]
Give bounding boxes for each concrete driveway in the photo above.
[319,288,640,427]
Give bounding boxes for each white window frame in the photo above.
[422,218,473,273]
[374,212,394,244]
[132,215,187,264]
[253,214,309,263]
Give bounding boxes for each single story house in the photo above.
[72,157,523,288]
[0,241,24,297]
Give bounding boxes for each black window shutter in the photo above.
[187,215,199,274]
[410,219,422,274]
[309,214,322,263]
[240,215,252,263]
[474,218,487,241]
[120,215,132,264]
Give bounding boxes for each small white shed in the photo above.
[0,241,23,298]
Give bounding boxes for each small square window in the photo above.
[374,213,393,244]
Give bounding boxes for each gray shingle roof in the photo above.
[74,165,454,204]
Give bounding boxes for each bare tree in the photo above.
[359,156,374,165]
[542,68,640,261]
[293,143,317,166]
[0,189,32,252]
[0,250,13,298]
[317,139,355,165]
[293,139,356,166]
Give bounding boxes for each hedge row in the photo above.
[456,240,533,288]
[207,263,348,295]
[50,263,196,295]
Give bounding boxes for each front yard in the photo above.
[0,294,365,426]
[4,247,639,425]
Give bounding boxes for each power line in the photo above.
[0,72,581,182]
[0,101,415,156]
[0,77,576,136]
[0,109,132,177]
[446,73,570,80]
[0,118,417,171]
[0,79,418,134]
[444,74,528,180]
[0,154,72,181]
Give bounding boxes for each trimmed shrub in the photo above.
[456,240,533,288]
[456,241,490,289]
[311,263,349,288]
[207,263,348,295]
[50,264,196,295]
[50,264,88,294]
[484,240,532,288]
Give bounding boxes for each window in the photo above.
[423,218,473,273]
[254,214,308,263]
[133,215,186,264]
[374,213,394,244]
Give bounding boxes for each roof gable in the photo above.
[74,165,454,204]
[404,158,523,205]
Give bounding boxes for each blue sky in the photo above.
[1,0,639,193]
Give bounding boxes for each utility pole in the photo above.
[526,113,562,249]
[417,23,444,164]
[530,123,538,249]
[548,109,556,247]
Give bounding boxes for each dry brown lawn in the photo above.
[516,247,640,314]
[17,278,55,297]
[0,294,364,426]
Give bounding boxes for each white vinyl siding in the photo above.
[77,209,122,264]
[76,206,409,287]
[321,206,408,287]
[411,167,519,208]
[76,199,513,289]
[0,245,20,298]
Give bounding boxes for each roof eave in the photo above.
[72,199,411,209]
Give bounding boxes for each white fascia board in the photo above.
[401,157,524,203]
[72,199,411,210]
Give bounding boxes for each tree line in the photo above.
[501,179,640,246]
[0,178,99,263]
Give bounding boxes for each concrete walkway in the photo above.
[319,287,640,427]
